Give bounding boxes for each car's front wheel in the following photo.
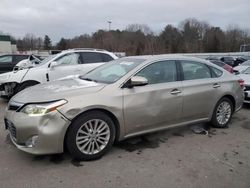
[211,97,233,128]
[66,111,116,160]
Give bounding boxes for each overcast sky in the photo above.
[0,0,249,42]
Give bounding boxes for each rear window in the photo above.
[101,54,114,62]
[181,61,212,80]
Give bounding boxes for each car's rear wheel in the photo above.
[211,97,233,128]
[66,111,116,160]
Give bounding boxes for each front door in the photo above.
[123,60,183,135]
[48,52,82,81]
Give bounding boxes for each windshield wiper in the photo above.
[80,77,98,82]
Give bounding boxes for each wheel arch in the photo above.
[64,108,121,150]
[19,80,40,86]
[220,94,236,112]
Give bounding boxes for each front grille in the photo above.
[245,85,250,91]
[8,101,23,111]
[5,119,16,139]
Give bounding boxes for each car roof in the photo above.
[125,54,208,62]
[58,48,117,58]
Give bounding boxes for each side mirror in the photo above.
[49,61,59,69]
[126,76,148,88]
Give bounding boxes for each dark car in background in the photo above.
[220,56,235,67]
[209,59,233,73]
[0,54,29,74]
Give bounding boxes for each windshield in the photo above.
[242,60,250,66]
[242,67,250,74]
[38,54,57,65]
[80,58,145,83]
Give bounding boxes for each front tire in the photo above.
[66,111,116,160]
[211,97,233,128]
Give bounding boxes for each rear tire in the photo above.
[211,97,233,128]
[66,111,116,161]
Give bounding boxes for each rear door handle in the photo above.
[213,83,221,88]
[171,89,181,95]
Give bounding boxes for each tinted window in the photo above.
[81,52,103,63]
[101,53,114,62]
[181,61,211,80]
[136,61,177,84]
[56,53,81,65]
[0,55,12,63]
[15,55,28,63]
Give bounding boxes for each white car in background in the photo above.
[0,48,118,98]
[234,60,250,73]
[238,66,250,103]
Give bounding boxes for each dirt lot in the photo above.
[0,98,249,188]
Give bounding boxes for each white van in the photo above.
[0,48,118,98]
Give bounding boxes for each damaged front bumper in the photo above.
[4,107,71,155]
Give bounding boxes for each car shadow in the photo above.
[5,123,214,167]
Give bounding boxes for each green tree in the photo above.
[43,35,52,50]
[57,38,68,50]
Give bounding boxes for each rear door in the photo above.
[179,60,220,122]
[0,55,13,73]
[123,60,183,135]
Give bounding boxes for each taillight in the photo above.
[238,79,245,89]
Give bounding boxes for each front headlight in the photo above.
[20,100,67,116]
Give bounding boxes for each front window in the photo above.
[56,53,81,65]
[136,60,177,84]
[80,58,145,83]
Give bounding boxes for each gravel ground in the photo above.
[0,98,249,188]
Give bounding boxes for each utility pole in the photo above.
[107,21,112,31]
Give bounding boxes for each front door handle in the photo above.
[213,83,221,88]
[171,89,181,95]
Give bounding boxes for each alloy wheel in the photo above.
[76,119,110,155]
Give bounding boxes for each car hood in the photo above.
[239,74,250,85]
[0,72,12,83]
[11,78,107,103]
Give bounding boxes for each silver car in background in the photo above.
[4,55,244,160]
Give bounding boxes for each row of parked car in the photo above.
[0,49,247,160]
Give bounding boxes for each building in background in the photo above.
[0,35,17,54]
